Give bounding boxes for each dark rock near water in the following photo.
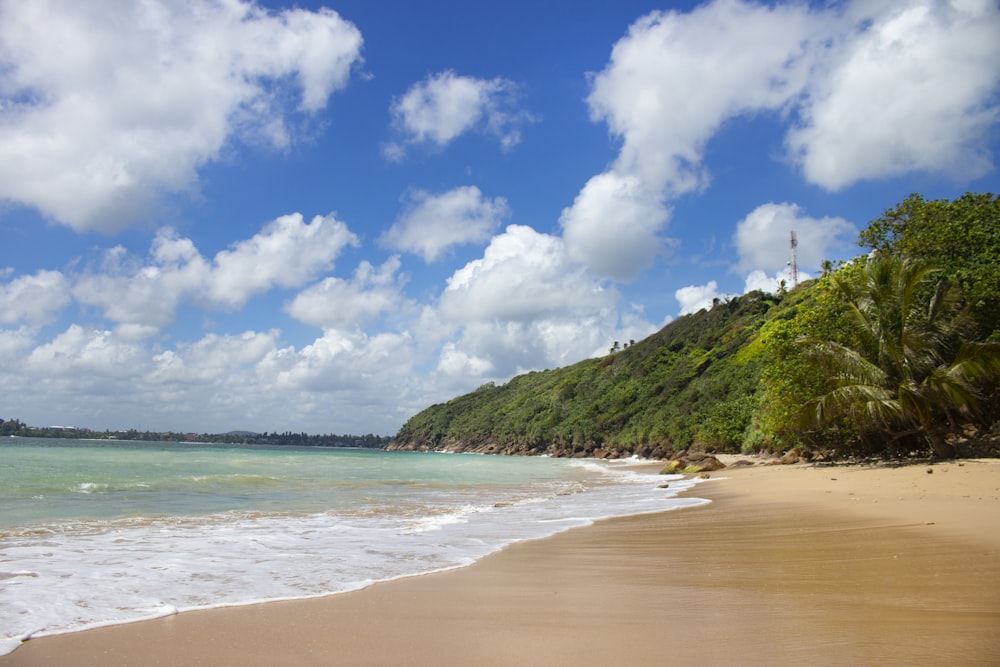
[659,449,726,474]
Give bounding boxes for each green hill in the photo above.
[390,193,1000,460]
[389,287,806,458]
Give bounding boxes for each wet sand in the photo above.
[4,458,999,666]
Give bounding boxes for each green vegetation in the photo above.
[393,193,1000,460]
[799,255,1000,459]
[393,289,795,457]
[859,192,1000,339]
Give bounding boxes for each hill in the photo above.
[389,193,1000,461]
[389,287,805,458]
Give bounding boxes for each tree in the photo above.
[799,255,1000,459]
[858,192,1000,339]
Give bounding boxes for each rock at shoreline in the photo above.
[660,450,726,474]
[779,447,807,465]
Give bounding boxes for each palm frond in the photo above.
[796,255,995,455]
[801,383,899,429]
[949,341,1000,380]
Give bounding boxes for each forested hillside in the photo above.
[392,289,787,457]
[390,193,1000,460]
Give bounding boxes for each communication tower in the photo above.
[789,230,798,289]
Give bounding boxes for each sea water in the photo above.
[0,437,707,655]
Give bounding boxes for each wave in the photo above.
[72,474,284,495]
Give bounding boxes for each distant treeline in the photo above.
[0,419,390,449]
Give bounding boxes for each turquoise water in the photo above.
[0,439,580,528]
[0,437,705,655]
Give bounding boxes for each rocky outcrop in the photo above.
[778,446,808,465]
[659,449,726,474]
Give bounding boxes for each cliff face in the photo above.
[389,290,791,458]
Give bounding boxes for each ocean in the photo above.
[0,437,707,655]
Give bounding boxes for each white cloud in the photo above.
[386,70,530,159]
[381,186,509,262]
[743,267,812,295]
[561,0,824,281]
[435,315,628,384]
[0,326,35,362]
[208,213,358,309]
[1,320,423,433]
[675,281,725,316]
[0,269,71,325]
[72,237,207,332]
[431,307,662,388]
[0,0,363,232]
[587,0,821,197]
[149,330,280,385]
[558,172,669,282]
[286,256,406,329]
[566,0,1000,284]
[433,225,658,381]
[435,342,496,380]
[261,329,414,394]
[440,225,616,323]
[26,325,149,379]
[734,202,856,274]
[73,213,359,333]
[788,0,1000,189]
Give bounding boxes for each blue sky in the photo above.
[1,0,998,435]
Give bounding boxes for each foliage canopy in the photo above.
[798,255,1000,459]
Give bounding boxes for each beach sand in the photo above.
[4,458,999,666]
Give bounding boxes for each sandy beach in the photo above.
[4,457,999,666]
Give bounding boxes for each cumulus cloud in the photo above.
[381,186,509,262]
[0,0,363,232]
[435,314,638,385]
[73,213,358,333]
[743,267,812,295]
[439,225,615,324]
[587,0,822,196]
[435,341,497,381]
[734,202,856,274]
[558,172,669,282]
[0,318,422,433]
[561,0,822,280]
[565,0,1000,282]
[260,329,414,394]
[208,213,358,308]
[788,1,1000,190]
[433,225,659,381]
[432,306,662,387]
[385,70,531,159]
[0,326,35,361]
[26,325,149,378]
[675,281,726,316]
[0,269,71,325]
[286,256,406,329]
[149,330,280,385]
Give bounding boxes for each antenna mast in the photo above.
[789,230,798,289]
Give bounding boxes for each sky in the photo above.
[1,0,999,436]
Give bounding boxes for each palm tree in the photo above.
[799,255,1000,458]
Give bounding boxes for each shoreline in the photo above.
[3,458,999,666]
